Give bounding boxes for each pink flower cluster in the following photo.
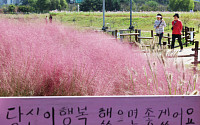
[0,19,198,96]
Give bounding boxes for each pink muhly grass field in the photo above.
[0,19,199,96]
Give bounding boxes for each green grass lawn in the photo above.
[50,11,200,48]
[51,12,200,30]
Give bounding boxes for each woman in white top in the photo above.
[154,14,166,46]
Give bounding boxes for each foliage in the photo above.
[169,0,194,11]
[50,0,60,10]
[2,0,197,12]
[18,5,34,13]
[146,1,158,11]
[8,5,16,13]
[27,0,37,9]
[79,0,171,12]
[105,0,120,11]
[20,0,68,12]
[139,1,159,11]
[79,0,131,11]
[80,0,102,11]
[2,5,9,13]
[194,1,200,11]
[36,0,51,12]
[0,9,3,13]
[22,0,29,5]
[60,0,68,10]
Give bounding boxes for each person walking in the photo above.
[154,14,166,47]
[171,13,183,52]
[49,15,53,23]
[45,16,48,24]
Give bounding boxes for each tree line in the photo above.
[80,0,195,12]
[1,0,68,13]
[0,0,198,13]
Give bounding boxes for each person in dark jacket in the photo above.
[171,13,183,52]
[49,15,53,23]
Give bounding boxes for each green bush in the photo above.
[0,9,4,14]
[18,5,35,13]
[8,5,16,13]
[2,5,9,14]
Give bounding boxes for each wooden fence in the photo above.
[105,28,199,67]
[106,26,196,49]
[176,41,200,65]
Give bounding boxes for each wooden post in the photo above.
[168,33,170,49]
[151,30,153,37]
[194,41,199,62]
[194,41,199,72]
[182,27,185,37]
[130,29,132,42]
[151,30,154,48]
[135,29,138,42]
[185,27,188,47]
[193,28,195,45]
[120,30,123,41]
[138,29,141,43]
[163,41,167,49]
[112,31,114,36]
[185,26,188,34]
[115,30,118,39]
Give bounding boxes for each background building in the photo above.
[0,0,21,6]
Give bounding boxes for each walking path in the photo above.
[166,48,200,65]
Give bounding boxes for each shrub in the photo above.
[18,5,34,13]
[2,6,9,14]
[8,5,16,14]
[0,9,4,14]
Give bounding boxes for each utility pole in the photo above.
[129,0,134,30]
[102,0,107,31]
[78,4,80,12]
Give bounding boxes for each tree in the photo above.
[36,0,51,12]
[146,1,158,11]
[50,0,55,10]
[194,1,200,11]
[2,5,9,14]
[21,0,29,5]
[106,0,114,11]
[60,0,68,10]
[50,0,59,10]
[106,0,120,11]
[28,0,37,11]
[113,0,120,11]
[80,0,102,11]
[169,0,194,11]
[18,5,33,13]
[8,5,16,13]
[189,0,194,10]
[56,0,61,10]
[120,0,129,11]
[80,0,120,12]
